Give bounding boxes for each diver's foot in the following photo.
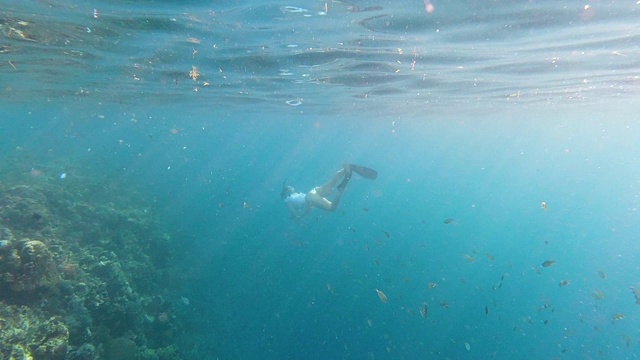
[343,163,352,179]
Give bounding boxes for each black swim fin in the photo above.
[349,164,378,180]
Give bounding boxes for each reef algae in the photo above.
[0,304,69,360]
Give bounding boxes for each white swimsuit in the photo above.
[285,192,309,217]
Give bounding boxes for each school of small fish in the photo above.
[360,206,636,356]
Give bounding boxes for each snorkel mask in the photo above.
[280,180,294,200]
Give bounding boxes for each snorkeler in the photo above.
[281,164,377,219]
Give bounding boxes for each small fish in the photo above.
[375,289,388,303]
[383,231,390,238]
[464,342,471,351]
[443,218,455,224]
[485,305,488,315]
[420,303,428,318]
[541,260,556,268]
[597,270,605,279]
[592,290,605,300]
[630,287,640,304]
[541,201,547,210]
[326,283,334,293]
[486,253,495,261]
[427,282,437,289]
[558,280,570,287]
[464,254,475,263]
[440,301,449,308]
[611,313,624,321]
[362,208,369,212]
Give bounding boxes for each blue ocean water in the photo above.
[2,0,640,359]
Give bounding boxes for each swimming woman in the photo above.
[281,164,377,219]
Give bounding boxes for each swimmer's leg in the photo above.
[315,165,350,197]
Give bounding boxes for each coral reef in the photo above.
[0,173,185,359]
[0,305,69,360]
[0,238,59,292]
[0,185,50,233]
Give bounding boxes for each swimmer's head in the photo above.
[281,185,295,200]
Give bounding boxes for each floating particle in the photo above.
[375,289,388,303]
[189,66,199,81]
[59,173,67,179]
[281,6,308,13]
[285,99,302,106]
[541,260,556,268]
[541,201,547,210]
